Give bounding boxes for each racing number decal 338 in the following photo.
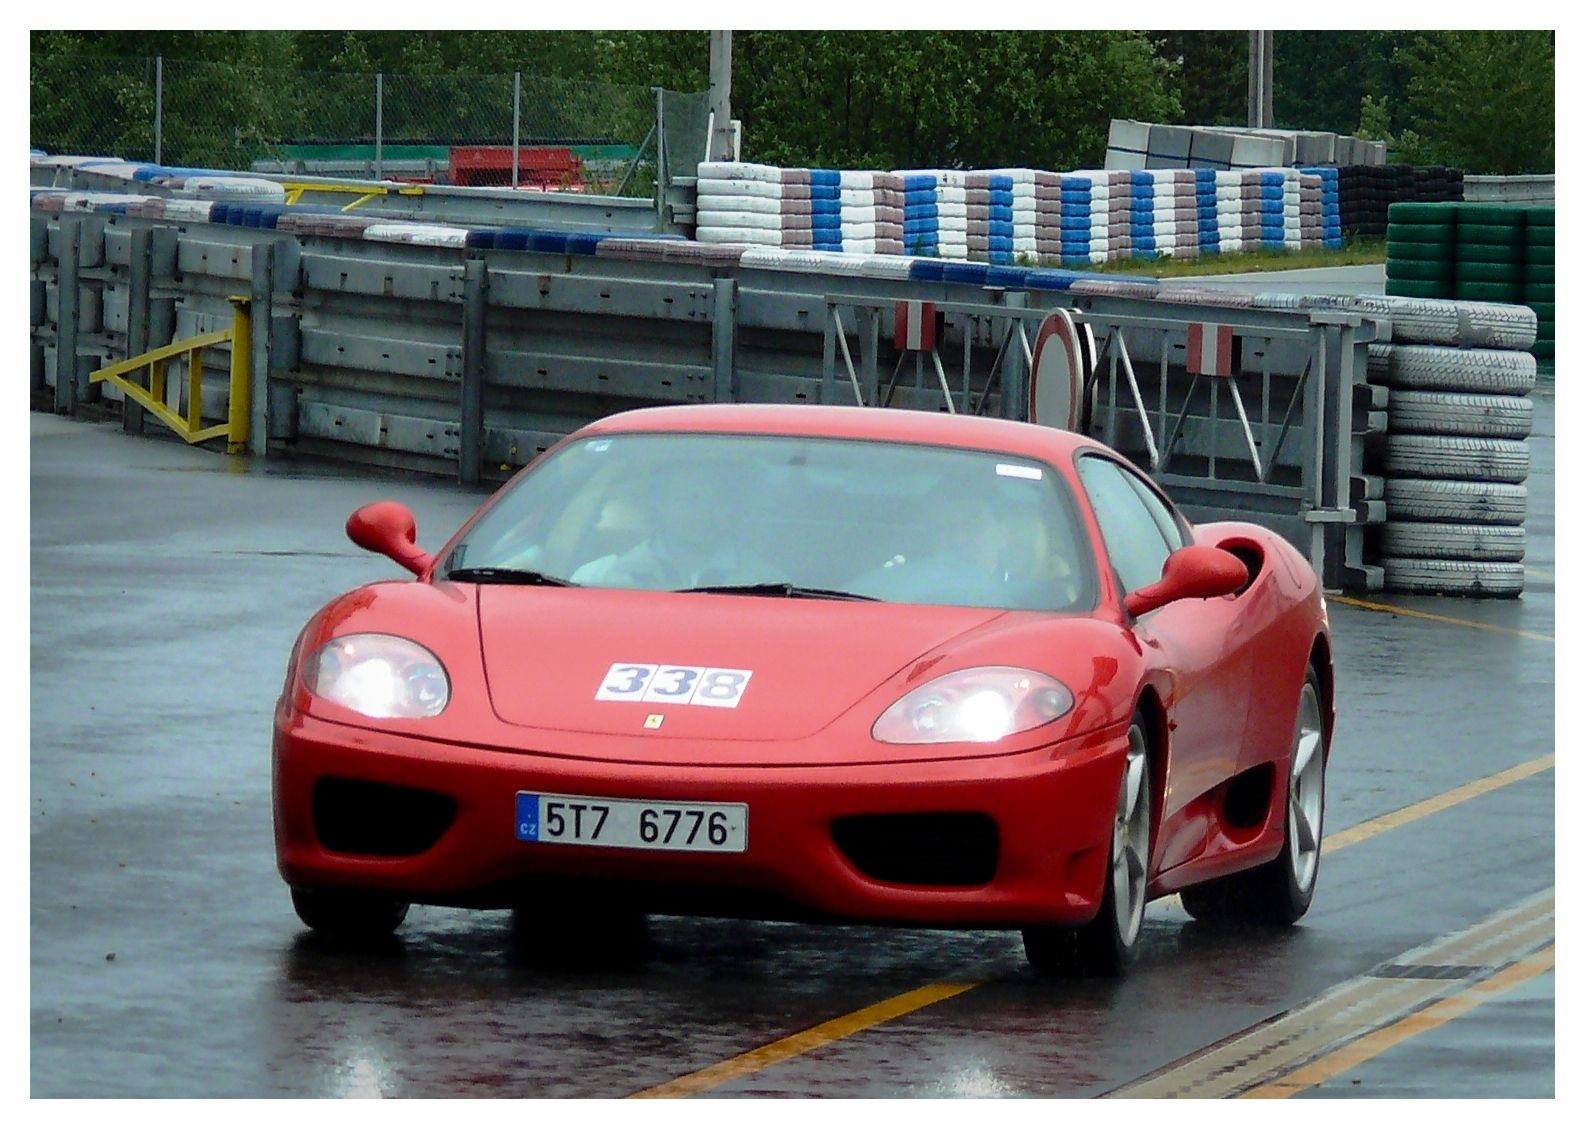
[593,662,753,708]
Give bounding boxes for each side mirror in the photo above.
[1124,546,1247,619]
[346,501,432,577]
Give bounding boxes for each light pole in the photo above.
[708,31,736,161]
[1248,31,1275,128]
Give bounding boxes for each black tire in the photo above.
[1386,221,1455,245]
[1381,557,1525,598]
[1386,259,1453,283]
[1457,223,1526,245]
[1366,343,1537,395]
[1381,434,1529,484]
[291,887,410,939]
[1385,239,1454,262]
[1387,390,1533,439]
[1388,202,1458,224]
[1384,478,1526,524]
[1384,278,1450,300]
[1454,281,1525,303]
[1454,241,1525,265]
[1350,296,1537,350]
[1181,666,1326,927]
[1378,521,1525,562]
[1024,714,1152,977]
[1456,261,1523,284]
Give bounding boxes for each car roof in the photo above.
[579,403,1097,463]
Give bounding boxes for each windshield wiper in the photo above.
[444,567,580,587]
[674,582,880,601]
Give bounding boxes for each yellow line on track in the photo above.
[1328,594,1553,642]
[1239,945,1556,1098]
[628,982,978,1098]
[627,754,1555,1098]
[1325,754,1555,851]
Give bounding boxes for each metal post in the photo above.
[1248,32,1275,129]
[820,305,838,405]
[711,278,737,402]
[124,226,151,434]
[225,296,252,455]
[154,56,164,165]
[708,31,735,161]
[653,87,668,215]
[512,72,522,189]
[375,73,384,181]
[459,259,488,486]
[246,243,275,456]
[55,219,81,414]
[858,308,879,407]
[1001,293,1029,421]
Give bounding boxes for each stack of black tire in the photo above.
[1455,204,1528,305]
[1385,203,1456,298]
[1366,298,1538,597]
[1338,165,1464,239]
[1525,208,1554,370]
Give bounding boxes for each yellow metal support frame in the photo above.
[90,296,253,454]
[279,183,427,210]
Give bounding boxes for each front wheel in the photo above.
[290,887,409,939]
[1024,716,1152,976]
[1181,665,1327,926]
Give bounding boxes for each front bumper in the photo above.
[273,712,1128,928]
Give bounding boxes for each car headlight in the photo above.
[872,666,1073,744]
[307,634,450,719]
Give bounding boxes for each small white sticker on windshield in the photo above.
[588,440,612,453]
[996,463,1043,480]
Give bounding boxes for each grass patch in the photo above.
[1090,240,1387,278]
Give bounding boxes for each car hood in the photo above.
[478,587,1007,741]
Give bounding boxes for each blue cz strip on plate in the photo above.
[516,793,540,841]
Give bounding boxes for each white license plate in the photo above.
[515,792,748,853]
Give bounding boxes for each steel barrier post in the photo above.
[1001,292,1029,421]
[375,73,384,182]
[512,73,522,189]
[154,56,163,165]
[123,226,152,435]
[711,278,737,402]
[55,218,81,415]
[858,307,880,407]
[820,304,839,405]
[459,259,488,486]
[226,296,253,455]
[246,243,275,456]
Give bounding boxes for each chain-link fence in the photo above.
[30,55,711,198]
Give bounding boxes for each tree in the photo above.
[1396,31,1554,174]
[1153,31,1245,126]
[732,31,1178,170]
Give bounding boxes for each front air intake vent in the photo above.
[312,777,456,857]
[831,812,999,887]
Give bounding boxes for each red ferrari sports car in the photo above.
[274,403,1332,975]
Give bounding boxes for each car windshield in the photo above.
[442,431,1098,612]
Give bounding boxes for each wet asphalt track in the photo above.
[30,327,1556,1096]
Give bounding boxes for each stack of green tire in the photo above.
[1524,207,1554,368]
[1454,204,1527,306]
[1385,201,1458,299]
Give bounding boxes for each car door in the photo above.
[1073,454,1254,874]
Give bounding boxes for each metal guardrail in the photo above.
[816,290,1380,587]
[1462,175,1555,205]
[30,206,1385,590]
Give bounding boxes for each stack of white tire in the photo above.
[1367,297,1539,597]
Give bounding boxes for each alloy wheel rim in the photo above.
[1112,725,1150,947]
[1287,683,1325,893]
